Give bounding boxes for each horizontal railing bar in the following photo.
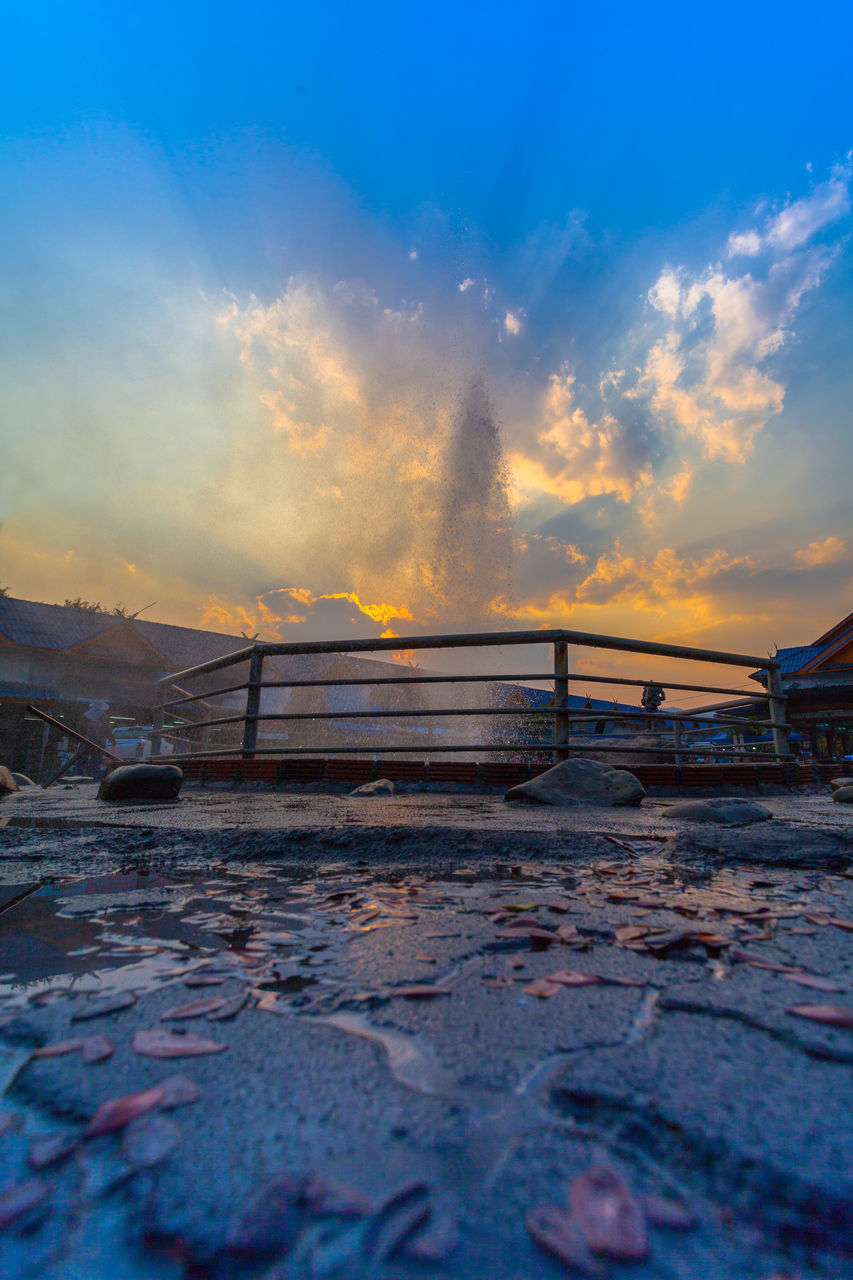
[229,672,772,699]
[155,742,790,760]
[185,706,775,727]
[156,628,779,687]
[160,680,253,709]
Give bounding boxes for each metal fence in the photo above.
[149,628,789,766]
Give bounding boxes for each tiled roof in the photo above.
[775,644,826,675]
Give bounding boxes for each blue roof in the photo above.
[775,644,826,675]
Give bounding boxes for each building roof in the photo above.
[760,611,853,680]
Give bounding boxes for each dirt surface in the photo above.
[1,782,852,1279]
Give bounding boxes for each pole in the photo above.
[553,640,569,764]
[243,650,264,759]
[25,705,122,763]
[673,718,683,766]
[766,667,790,759]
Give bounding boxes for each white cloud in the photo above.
[727,230,762,258]
[766,161,851,251]
[504,309,523,336]
[458,277,475,292]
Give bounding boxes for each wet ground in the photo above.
[0,782,852,1278]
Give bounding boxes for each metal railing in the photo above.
[149,627,789,766]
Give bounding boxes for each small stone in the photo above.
[506,759,644,808]
[667,798,771,825]
[349,779,396,797]
[833,786,853,804]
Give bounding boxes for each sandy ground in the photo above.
[0,780,852,1279]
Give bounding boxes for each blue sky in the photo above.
[2,0,852,671]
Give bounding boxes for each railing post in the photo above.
[766,666,790,759]
[672,717,683,766]
[553,640,569,763]
[150,693,164,757]
[243,649,264,759]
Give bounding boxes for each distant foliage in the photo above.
[63,597,131,617]
[0,585,8,597]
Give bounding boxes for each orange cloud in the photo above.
[795,536,848,566]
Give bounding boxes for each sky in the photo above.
[2,0,852,688]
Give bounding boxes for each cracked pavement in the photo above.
[0,781,852,1278]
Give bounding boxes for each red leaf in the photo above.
[524,978,563,998]
[160,997,227,1020]
[33,1038,84,1059]
[207,993,249,1020]
[132,1030,228,1058]
[827,917,853,932]
[786,1003,853,1029]
[526,1205,602,1275]
[81,1035,115,1063]
[569,1166,649,1261]
[781,973,845,993]
[546,970,601,988]
[615,925,649,943]
[86,1085,166,1136]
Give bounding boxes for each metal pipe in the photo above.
[152,742,792,760]
[26,705,122,763]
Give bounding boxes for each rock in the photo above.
[11,772,34,787]
[350,778,396,797]
[666,798,772,825]
[98,764,183,802]
[505,758,644,807]
[830,777,853,791]
[833,785,853,804]
[0,766,18,794]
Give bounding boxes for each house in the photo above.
[750,612,853,759]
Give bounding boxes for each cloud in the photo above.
[504,310,523,336]
[509,368,653,505]
[795,536,848,566]
[458,277,475,292]
[637,168,850,462]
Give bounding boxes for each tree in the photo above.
[63,598,131,618]
[0,585,8,597]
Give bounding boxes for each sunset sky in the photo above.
[2,1,852,679]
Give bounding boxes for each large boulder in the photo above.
[833,785,853,804]
[666,798,772,825]
[505,758,644,807]
[830,777,853,791]
[0,765,18,794]
[98,764,183,802]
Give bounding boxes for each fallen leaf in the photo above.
[403,1213,459,1262]
[569,1166,649,1261]
[207,993,249,1020]
[600,975,646,987]
[526,1205,602,1275]
[86,1085,166,1136]
[0,1179,50,1230]
[640,1193,697,1230]
[122,1113,181,1166]
[781,973,845,993]
[414,954,437,964]
[227,1177,304,1256]
[482,977,516,988]
[545,897,572,913]
[524,979,563,998]
[804,913,830,926]
[556,922,588,947]
[614,925,650,943]
[365,1180,431,1264]
[158,1075,202,1108]
[787,1003,853,1029]
[182,975,227,987]
[827,917,853,932]
[33,1038,84,1059]
[160,997,228,1021]
[387,985,451,999]
[301,1175,371,1217]
[546,970,601,988]
[730,950,798,973]
[133,1030,228,1058]
[27,1134,78,1170]
[81,1035,115,1063]
[495,926,557,941]
[71,992,136,1021]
